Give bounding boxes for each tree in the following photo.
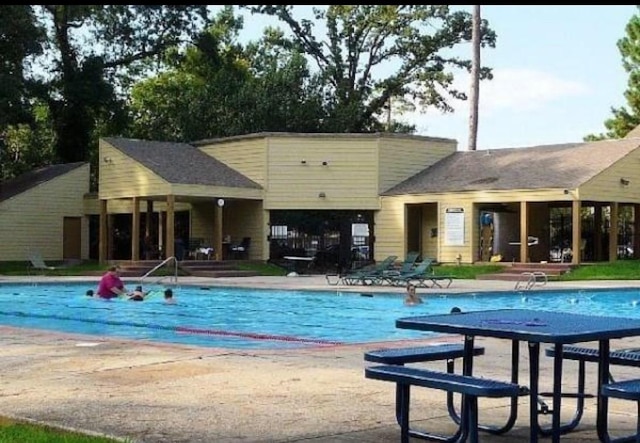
[0,5,211,167]
[467,5,481,151]
[129,7,328,141]
[0,6,47,179]
[245,5,496,132]
[0,6,45,128]
[586,7,640,140]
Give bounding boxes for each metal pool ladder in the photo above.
[140,256,179,287]
[514,271,547,291]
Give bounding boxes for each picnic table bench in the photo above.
[365,365,523,443]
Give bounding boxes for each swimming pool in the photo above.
[2,283,640,349]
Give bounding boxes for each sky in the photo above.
[229,5,638,150]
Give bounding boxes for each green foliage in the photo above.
[0,261,105,276]
[246,5,497,132]
[586,7,640,140]
[431,264,503,279]
[556,260,640,281]
[0,5,211,181]
[0,419,123,442]
[235,261,288,276]
[0,103,57,180]
[0,6,44,128]
[129,6,327,141]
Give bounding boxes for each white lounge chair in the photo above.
[28,252,57,271]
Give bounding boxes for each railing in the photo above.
[140,256,178,287]
[514,271,548,291]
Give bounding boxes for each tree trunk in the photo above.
[468,5,481,151]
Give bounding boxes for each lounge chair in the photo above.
[386,260,433,287]
[330,255,398,286]
[28,251,57,272]
[381,252,420,277]
[380,252,423,284]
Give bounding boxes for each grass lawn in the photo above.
[0,417,124,442]
[556,260,640,280]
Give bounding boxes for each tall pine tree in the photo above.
[587,7,640,140]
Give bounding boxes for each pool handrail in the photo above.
[140,256,178,287]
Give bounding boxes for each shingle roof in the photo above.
[0,162,86,203]
[383,138,640,195]
[103,137,261,189]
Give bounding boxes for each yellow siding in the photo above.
[580,148,640,202]
[378,137,457,193]
[223,200,265,260]
[420,204,439,260]
[172,184,262,200]
[377,196,476,264]
[375,197,408,262]
[0,164,90,261]
[198,138,267,186]
[191,203,215,247]
[99,140,171,199]
[265,136,380,210]
[84,195,191,215]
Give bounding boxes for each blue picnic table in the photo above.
[396,308,640,443]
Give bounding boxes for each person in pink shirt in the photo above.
[97,265,128,299]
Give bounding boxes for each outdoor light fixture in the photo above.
[322,161,328,166]
[318,192,326,198]
[620,178,630,186]
[301,159,307,164]
[103,156,113,164]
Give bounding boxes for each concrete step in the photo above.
[476,273,552,282]
[187,270,260,278]
[179,263,237,272]
[477,263,574,281]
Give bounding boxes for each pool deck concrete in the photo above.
[1,275,640,442]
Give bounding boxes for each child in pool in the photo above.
[164,288,176,304]
[128,285,148,301]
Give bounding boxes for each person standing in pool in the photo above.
[97,265,128,299]
[404,283,423,305]
[164,288,176,304]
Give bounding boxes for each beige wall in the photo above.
[0,164,90,261]
[223,200,265,260]
[264,136,381,210]
[378,137,457,193]
[580,148,640,202]
[190,203,215,247]
[84,195,191,215]
[198,138,267,186]
[99,140,171,199]
[420,204,439,260]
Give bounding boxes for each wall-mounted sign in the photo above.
[445,207,465,246]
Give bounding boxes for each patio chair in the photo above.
[230,237,251,259]
[385,260,433,287]
[380,251,421,282]
[28,251,57,272]
[339,255,398,286]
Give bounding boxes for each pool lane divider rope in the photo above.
[174,326,342,345]
[0,310,344,346]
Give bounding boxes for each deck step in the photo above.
[187,270,260,278]
[477,263,574,281]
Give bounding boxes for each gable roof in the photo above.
[103,137,261,189]
[0,162,86,203]
[383,138,640,195]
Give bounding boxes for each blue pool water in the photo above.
[2,283,640,349]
